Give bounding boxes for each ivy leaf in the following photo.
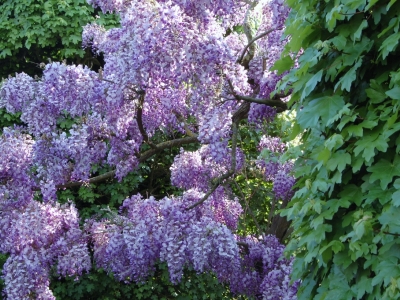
[353,19,368,42]
[366,80,387,103]
[379,32,400,59]
[354,129,388,162]
[371,256,400,286]
[300,69,323,100]
[326,151,351,172]
[271,55,294,75]
[386,85,400,100]
[334,58,362,92]
[367,156,400,189]
[298,94,345,128]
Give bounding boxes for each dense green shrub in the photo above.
[50,263,233,300]
[0,0,118,78]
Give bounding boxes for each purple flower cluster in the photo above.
[171,145,244,192]
[0,127,35,209]
[248,103,277,126]
[257,136,295,200]
[258,135,287,153]
[89,193,241,284]
[245,0,291,100]
[178,187,243,231]
[198,105,233,162]
[1,63,102,136]
[273,169,296,202]
[0,201,90,299]
[231,235,299,299]
[34,126,107,201]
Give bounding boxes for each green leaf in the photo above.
[0,48,12,58]
[297,94,345,128]
[386,85,400,100]
[353,19,368,42]
[366,80,388,103]
[379,32,400,59]
[378,17,400,38]
[334,58,362,92]
[271,55,294,75]
[330,35,347,51]
[326,4,345,32]
[317,148,330,164]
[354,129,388,162]
[392,190,400,206]
[368,156,400,189]
[371,256,400,286]
[69,34,81,44]
[338,184,362,207]
[365,0,380,10]
[324,134,344,151]
[326,151,351,172]
[387,0,398,10]
[364,185,394,205]
[300,69,323,100]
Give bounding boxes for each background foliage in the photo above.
[50,263,233,300]
[279,0,400,299]
[0,0,118,78]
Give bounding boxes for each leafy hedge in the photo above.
[279,0,400,299]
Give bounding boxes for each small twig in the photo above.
[338,11,366,16]
[186,122,239,210]
[268,197,276,225]
[236,241,250,254]
[186,171,234,210]
[237,28,281,66]
[137,94,158,149]
[374,229,400,237]
[172,111,198,138]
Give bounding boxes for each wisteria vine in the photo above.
[0,0,298,299]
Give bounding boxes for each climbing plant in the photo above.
[279,0,400,299]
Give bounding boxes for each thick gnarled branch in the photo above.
[234,94,287,111]
[56,136,198,189]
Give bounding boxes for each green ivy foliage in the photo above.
[276,0,400,299]
[0,0,118,78]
